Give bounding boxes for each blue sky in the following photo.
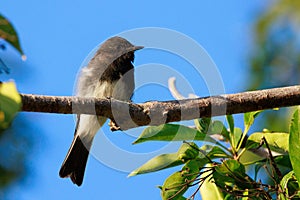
[2,1,269,199]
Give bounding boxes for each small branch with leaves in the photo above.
[1,81,300,199]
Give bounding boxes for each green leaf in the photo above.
[224,194,234,200]
[215,159,246,176]
[244,111,262,134]
[128,153,183,177]
[0,81,21,130]
[202,145,230,159]
[231,127,242,151]
[160,159,205,200]
[289,107,300,184]
[226,115,242,153]
[200,164,223,200]
[195,118,230,143]
[237,111,263,151]
[274,155,292,168]
[226,115,234,134]
[280,171,295,198]
[160,171,186,200]
[133,124,216,144]
[208,120,230,140]
[246,132,289,154]
[213,160,255,193]
[254,164,264,181]
[238,149,265,166]
[177,142,199,161]
[194,118,211,133]
[129,143,200,177]
[0,14,24,56]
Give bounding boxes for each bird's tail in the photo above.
[59,134,92,186]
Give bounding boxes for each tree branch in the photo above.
[21,85,300,130]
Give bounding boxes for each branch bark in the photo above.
[21,85,300,130]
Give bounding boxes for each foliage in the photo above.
[248,0,300,131]
[0,13,31,195]
[249,1,300,90]
[0,81,32,195]
[0,14,24,56]
[0,13,25,74]
[0,81,31,196]
[130,108,300,199]
[0,81,21,130]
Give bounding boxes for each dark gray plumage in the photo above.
[59,36,143,186]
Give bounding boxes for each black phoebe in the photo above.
[59,36,143,186]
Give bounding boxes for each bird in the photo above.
[59,36,143,186]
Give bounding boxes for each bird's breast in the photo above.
[94,73,134,101]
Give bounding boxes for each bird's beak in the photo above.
[133,46,144,51]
